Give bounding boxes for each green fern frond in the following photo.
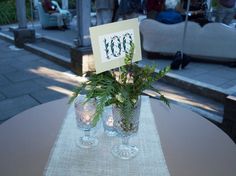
[149,86,170,108]
[154,66,171,80]
[92,95,107,126]
[68,83,86,104]
[69,43,170,126]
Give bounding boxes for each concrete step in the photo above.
[24,40,71,68]
[40,35,73,50]
[1,28,72,69]
[144,81,224,124]
[138,61,230,104]
[0,31,14,43]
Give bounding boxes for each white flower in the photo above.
[116,93,124,103]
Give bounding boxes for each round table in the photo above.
[0,98,235,176]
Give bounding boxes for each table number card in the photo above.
[89,18,142,74]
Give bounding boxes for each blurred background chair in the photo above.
[38,1,71,29]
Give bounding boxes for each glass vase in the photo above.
[102,106,117,137]
[74,95,98,148]
[111,98,141,159]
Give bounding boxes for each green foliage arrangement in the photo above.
[0,0,32,25]
[0,0,17,25]
[70,44,170,125]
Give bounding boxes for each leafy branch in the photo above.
[69,44,170,125]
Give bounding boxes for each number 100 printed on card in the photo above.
[99,29,134,62]
[90,18,142,74]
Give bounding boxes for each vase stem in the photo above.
[122,136,129,145]
[112,136,138,159]
[76,129,98,148]
[84,130,90,137]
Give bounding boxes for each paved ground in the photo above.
[0,39,86,123]
[141,58,236,90]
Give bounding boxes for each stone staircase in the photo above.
[24,36,72,68]
[0,27,73,69]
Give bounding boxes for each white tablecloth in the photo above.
[44,96,170,176]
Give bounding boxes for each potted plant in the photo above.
[70,44,170,158]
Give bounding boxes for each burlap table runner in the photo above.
[44,96,170,176]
